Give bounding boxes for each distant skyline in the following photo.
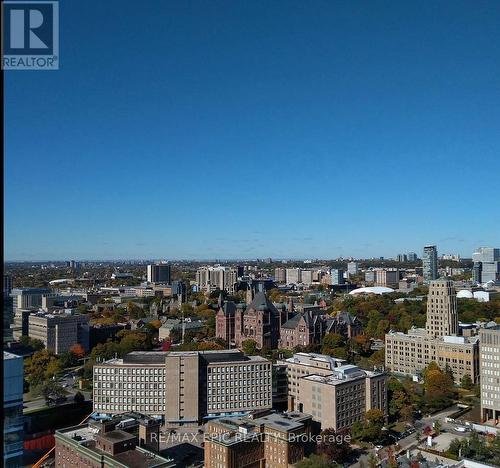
[4,1,500,261]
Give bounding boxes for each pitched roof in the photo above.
[245,291,279,316]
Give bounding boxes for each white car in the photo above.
[455,426,467,433]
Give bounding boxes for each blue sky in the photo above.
[4,0,500,260]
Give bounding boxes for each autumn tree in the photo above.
[70,343,86,360]
[317,428,352,463]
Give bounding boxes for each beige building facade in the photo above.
[385,279,479,384]
[93,350,272,427]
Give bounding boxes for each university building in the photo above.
[479,326,500,425]
[204,411,312,468]
[276,352,387,432]
[93,350,272,427]
[385,279,480,383]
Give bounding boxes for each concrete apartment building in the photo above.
[204,411,312,468]
[330,269,345,285]
[385,279,480,383]
[55,414,174,468]
[277,352,387,432]
[479,326,500,425]
[347,262,359,277]
[196,266,239,293]
[93,350,272,426]
[286,268,302,285]
[274,268,286,283]
[28,311,90,354]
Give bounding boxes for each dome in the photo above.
[457,290,473,299]
[349,286,394,296]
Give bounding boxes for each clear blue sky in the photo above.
[4,0,500,260]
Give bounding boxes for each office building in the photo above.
[396,254,408,262]
[277,353,387,432]
[55,414,174,468]
[347,262,359,277]
[204,411,312,468]
[92,350,272,426]
[407,252,418,262]
[4,273,13,294]
[479,326,500,425]
[170,280,187,302]
[4,294,14,344]
[385,279,479,383]
[286,268,302,285]
[330,269,345,285]
[28,311,90,354]
[196,266,239,293]
[422,245,438,282]
[4,352,24,468]
[472,247,500,284]
[274,268,286,283]
[375,269,400,287]
[147,264,171,284]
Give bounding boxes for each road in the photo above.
[349,406,462,467]
[23,372,92,413]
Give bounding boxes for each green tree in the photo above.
[242,339,258,356]
[461,374,473,390]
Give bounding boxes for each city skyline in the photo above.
[5,0,500,260]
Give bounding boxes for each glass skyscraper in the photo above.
[422,245,438,283]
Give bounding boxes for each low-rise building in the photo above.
[55,414,174,468]
[204,411,312,468]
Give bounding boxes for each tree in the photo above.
[41,381,65,402]
[19,336,45,351]
[317,428,352,463]
[364,409,385,441]
[367,453,379,468]
[295,454,337,468]
[461,374,473,390]
[434,420,442,435]
[242,339,258,356]
[70,343,86,360]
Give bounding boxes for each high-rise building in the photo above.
[396,254,408,262]
[3,352,24,467]
[330,269,345,285]
[4,273,13,295]
[286,268,301,285]
[375,269,400,287]
[425,279,458,338]
[274,267,286,283]
[147,264,171,284]
[472,247,500,284]
[196,266,238,293]
[347,262,359,277]
[422,245,438,282]
[300,269,313,285]
[479,326,500,424]
[92,350,272,426]
[407,252,418,262]
[385,279,479,383]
